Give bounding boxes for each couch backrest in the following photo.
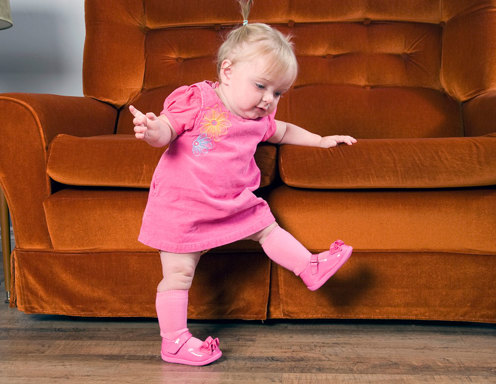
[83,0,496,138]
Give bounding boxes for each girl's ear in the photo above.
[219,59,233,84]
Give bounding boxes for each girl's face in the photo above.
[217,56,295,120]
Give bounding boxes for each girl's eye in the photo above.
[256,83,265,90]
[275,92,282,98]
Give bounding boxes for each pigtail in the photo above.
[238,0,253,25]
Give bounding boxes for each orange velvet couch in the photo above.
[1,0,496,323]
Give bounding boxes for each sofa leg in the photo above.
[1,188,12,303]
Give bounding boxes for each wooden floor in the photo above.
[1,257,496,383]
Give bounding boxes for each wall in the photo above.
[0,0,85,96]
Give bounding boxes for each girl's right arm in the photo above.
[129,105,178,148]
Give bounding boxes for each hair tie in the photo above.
[243,19,248,26]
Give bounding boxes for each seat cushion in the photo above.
[47,134,277,188]
[279,136,496,189]
[268,185,496,254]
[43,188,263,252]
[43,189,151,250]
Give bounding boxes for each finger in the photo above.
[347,136,358,145]
[146,112,158,121]
[341,137,352,145]
[133,117,146,127]
[134,126,147,139]
[344,138,354,145]
[338,136,355,145]
[129,105,144,118]
[134,125,147,134]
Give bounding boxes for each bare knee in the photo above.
[247,222,279,245]
[158,251,201,291]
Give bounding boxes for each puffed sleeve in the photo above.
[160,85,202,136]
[261,109,278,142]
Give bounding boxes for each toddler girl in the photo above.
[130,0,356,366]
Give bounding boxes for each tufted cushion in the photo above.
[275,86,462,139]
[84,0,496,110]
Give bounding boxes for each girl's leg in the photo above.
[157,251,202,292]
[156,251,222,366]
[248,223,353,291]
[156,251,201,340]
[247,223,310,275]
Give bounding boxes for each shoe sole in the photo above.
[307,246,353,291]
[161,350,222,366]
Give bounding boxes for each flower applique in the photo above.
[200,107,231,141]
[192,106,231,156]
[192,134,213,156]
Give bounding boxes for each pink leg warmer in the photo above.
[261,226,311,276]
[156,289,189,339]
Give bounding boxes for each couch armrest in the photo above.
[0,94,117,249]
[463,90,496,137]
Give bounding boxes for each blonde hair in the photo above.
[217,0,298,84]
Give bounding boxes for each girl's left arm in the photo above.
[269,120,357,148]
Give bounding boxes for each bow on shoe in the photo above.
[330,240,344,253]
[200,337,220,353]
[310,240,344,274]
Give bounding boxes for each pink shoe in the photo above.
[299,240,353,291]
[161,330,222,366]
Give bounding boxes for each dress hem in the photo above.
[138,214,276,254]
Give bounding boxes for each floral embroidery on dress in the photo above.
[192,105,231,156]
[200,107,231,141]
[192,134,213,156]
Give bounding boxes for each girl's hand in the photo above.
[319,135,357,148]
[129,105,161,141]
[129,105,175,147]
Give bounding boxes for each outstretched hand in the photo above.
[129,105,161,140]
[319,135,357,148]
[129,105,176,147]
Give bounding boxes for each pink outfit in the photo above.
[139,81,277,253]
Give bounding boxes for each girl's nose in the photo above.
[262,91,274,104]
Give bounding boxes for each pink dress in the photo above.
[138,81,277,253]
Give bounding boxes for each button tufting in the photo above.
[288,20,295,28]
[176,57,184,63]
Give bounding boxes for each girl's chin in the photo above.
[252,107,269,118]
[236,107,269,120]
